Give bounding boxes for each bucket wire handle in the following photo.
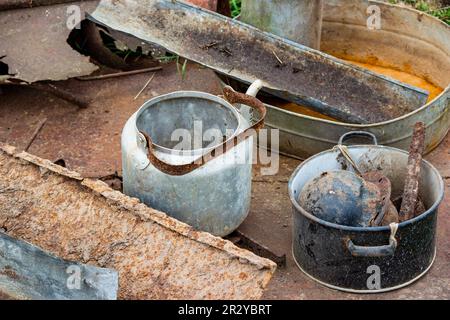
[334,145,362,176]
[335,131,378,176]
[140,86,266,176]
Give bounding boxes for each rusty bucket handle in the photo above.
[338,131,378,146]
[140,86,266,176]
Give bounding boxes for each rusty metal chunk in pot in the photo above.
[381,203,400,226]
[362,171,399,226]
[298,170,383,227]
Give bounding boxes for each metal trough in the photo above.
[90,0,428,124]
[257,0,450,158]
[0,144,276,300]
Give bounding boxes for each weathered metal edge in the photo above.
[0,143,277,273]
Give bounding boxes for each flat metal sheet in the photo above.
[0,232,118,300]
[90,0,428,124]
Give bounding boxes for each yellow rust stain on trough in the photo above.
[346,61,443,103]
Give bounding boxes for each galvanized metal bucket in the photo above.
[122,82,266,237]
[288,132,444,293]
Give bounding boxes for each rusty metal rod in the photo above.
[75,66,162,81]
[399,122,426,222]
[31,82,91,108]
[24,118,47,152]
[1,82,91,108]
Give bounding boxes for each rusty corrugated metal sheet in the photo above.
[0,144,276,300]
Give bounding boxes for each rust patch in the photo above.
[362,171,399,226]
[0,266,20,280]
[239,272,248,280]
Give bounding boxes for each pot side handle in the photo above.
[339,131,378,146]
[346,223,399,258]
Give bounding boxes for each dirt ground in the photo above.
[0,62,448,300]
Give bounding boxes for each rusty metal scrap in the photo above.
[0,144,277,300]
[90,0,428,124]
[0,1,99,83]
[399,122,426,222]
[0,231,118,300]
[362,171,399,227]
[228,231,286,267]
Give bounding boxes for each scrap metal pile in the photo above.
[299,123,427,228]
[0,0,448,299]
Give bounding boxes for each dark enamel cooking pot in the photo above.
[289,132,444,293]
